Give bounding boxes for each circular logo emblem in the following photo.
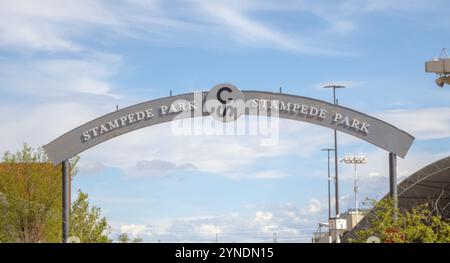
[204,83,244,122]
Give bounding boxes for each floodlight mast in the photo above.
[341,153,367,224]
[425,48,450,87]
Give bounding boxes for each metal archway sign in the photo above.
[44,83,414,242]
[44,84,413,164]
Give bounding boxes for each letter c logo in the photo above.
[205,83,244,122]
[217,87,233,104]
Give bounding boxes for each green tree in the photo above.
[118,232,143,243]
[132,236,144,243]
[352,198,450,243]
[70,190,111,243]
[118,233,130,243]
[0,144,62,242]
[0,143,110,243]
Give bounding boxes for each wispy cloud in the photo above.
[376,107,450,140]
[134,159,196,177]
[0,101,99,154]
[1,0,445,55]
[0,0,178,52]
[0,0,360,55]
[0,53,122,98]
[0,0,109,52]
[191,1,322,54]
[113,200,325,242]
[250,0,444,33]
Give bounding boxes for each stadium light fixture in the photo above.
[425,48,450,88]
[340,153,367,224]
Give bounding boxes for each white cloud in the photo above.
[254,211,273,223]
[0,54,122,98]
[0,0,349,55]
[352,0,439,12]
[0,0,174,52]
[243,0,445,39]
[196,224,222,237]
[0,0,103,52]
[191,1,312,53]
[120,224,150,238]
[300,198,322,215]
[112,201,324,242]
[0,0,444,55]
[133,159,196,177]
[78,161,106,174]
[376,108,450,140]
[0,101,99,155]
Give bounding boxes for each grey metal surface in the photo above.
[44,92,208,165]
[44,91,415,165]
[244,91,414,157]
[343,155,450,242]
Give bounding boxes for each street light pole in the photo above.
[321,148,335,220]
[323,85,345,217]
[62,160,70,243]
[322,148,335,243]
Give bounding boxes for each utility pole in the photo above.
[322,148,335,220]
[323,85,345,217]
[322,148,335,243]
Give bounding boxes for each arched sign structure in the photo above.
[44,84,415,242]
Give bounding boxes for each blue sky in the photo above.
[0,0,449,242]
